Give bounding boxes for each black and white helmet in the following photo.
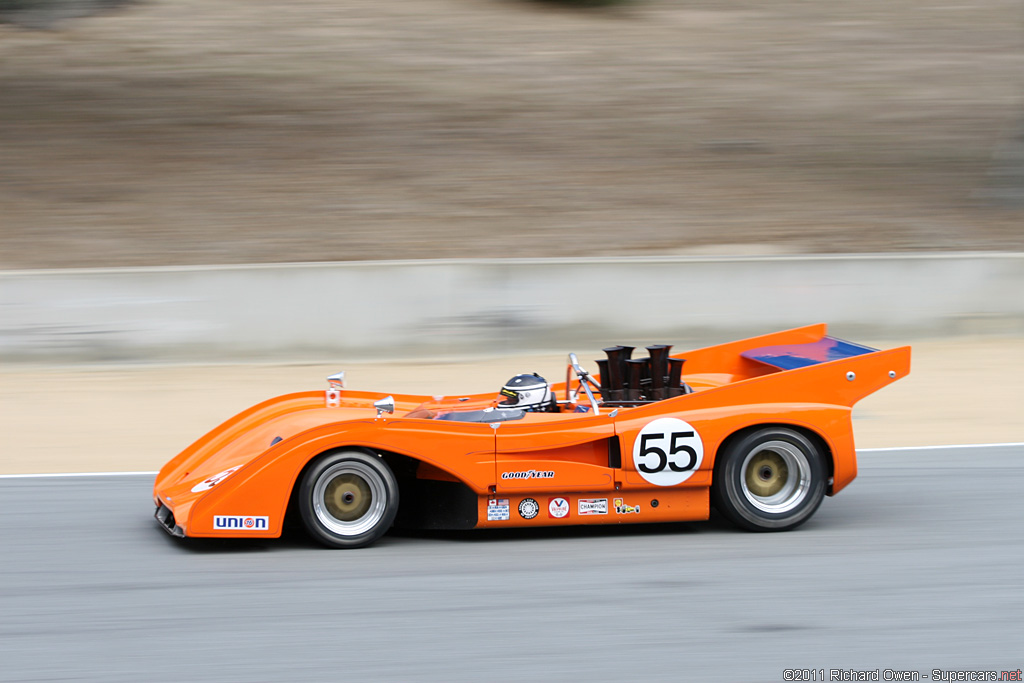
[498,373,553,412]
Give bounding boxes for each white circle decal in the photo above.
[190,465,242,493]
[631,417,704,486]
[548,497,569,519]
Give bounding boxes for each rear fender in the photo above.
[616,402,854,492]
[713,418,855,496]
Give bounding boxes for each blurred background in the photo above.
[2,7,1023,681]
[2,0,1023,470]
[1,0,1023,269]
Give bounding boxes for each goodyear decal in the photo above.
[501,470,554,480]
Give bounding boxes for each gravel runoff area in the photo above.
[2,336,1022,474]
[2,0,1024,270]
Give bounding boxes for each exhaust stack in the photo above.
[601,345,633,402]
[646,344,672,400]
[668,357,687,397]
[624,358,648,401]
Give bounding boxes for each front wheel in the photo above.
[299,450,399,548]
[712,428,826,532]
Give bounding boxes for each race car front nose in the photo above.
[155,503,185,538]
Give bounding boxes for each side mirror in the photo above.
[325,371,345,408]
[374,396,395,418]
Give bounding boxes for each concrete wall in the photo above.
[2,253,1023,363]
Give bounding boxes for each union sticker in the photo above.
[213,515,268,530]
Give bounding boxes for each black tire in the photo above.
[298,450,399,548]
[712,427,826,532]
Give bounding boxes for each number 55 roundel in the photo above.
[631,417,704,486]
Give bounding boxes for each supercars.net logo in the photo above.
[213,515,269,530]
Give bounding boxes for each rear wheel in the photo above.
[299,450,399,548]
[712,427,826,531]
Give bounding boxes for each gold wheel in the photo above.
[311,458,389,537]
[713,428,826,532]
[744,450,790,498]
[323,473,373,522]
[300,451,399,548]
[738,440,811,514]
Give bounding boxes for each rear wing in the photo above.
[741,336,879,371]
[668,324,911,409]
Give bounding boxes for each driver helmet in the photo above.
[498,373,553,412]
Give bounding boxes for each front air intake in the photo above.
[154,504,185,538]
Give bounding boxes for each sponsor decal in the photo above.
[548,497,570,519]
[213,515,269,530]
[191,466,242,493]
[614,498,641,514]
[487,498,510,521]
[631,417,704,487]
[501,470,554,480]
[578,498,608,516]
[518,498,540,520]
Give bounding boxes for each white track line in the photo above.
[1,442,1021,479]
[0,471,157,479]
[859,442,1024,452]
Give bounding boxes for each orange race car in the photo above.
[153,324,910,549]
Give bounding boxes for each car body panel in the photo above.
[496,413,617,493]
[154,324,910,540]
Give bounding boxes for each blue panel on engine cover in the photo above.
[741,336,877,370]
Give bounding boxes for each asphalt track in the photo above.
[2,446,1022,683]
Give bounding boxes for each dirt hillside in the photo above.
[2,0,1023,269]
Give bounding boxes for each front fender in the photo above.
[186,416,496,537]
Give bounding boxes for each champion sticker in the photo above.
[213,515,269,530]
[487,498,510,521]
[614,498,641,514]
[631,417,704,487]
[578,498,608,516]
[191,466,242,493]
[548,497,569,519]
[518,498,540,520]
